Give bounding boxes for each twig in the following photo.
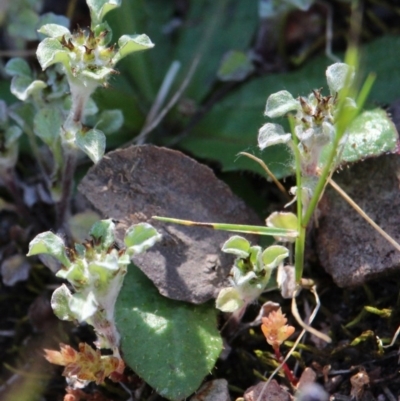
[328,177,400,253]
[135,61,181,145]
[239,152,288,197]
[129,56,200,147]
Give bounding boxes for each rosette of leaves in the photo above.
[216,235,290,312]
[5,57,123,157]
[258,63,356,178]
[257,62,398,185]
[35,0,154,161]
[27,219,161,351]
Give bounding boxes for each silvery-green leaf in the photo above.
[261,245,289,269]
[27,231,71,267]
[216,287,244,312]
[34,107,62,146]
[57,261,87,287]
[326,63,354,94]
[86,0,121,26]
[89,219,116,249]
[10,76,47,101]
[112,34,154,64]
[36,37,69,70]
[265,90,299,118]
[75,128,105,163]
[249,245,264,272]
[37,14,70,40]
[96,109,124,134]
[5,58,32,78]
[221,235,250,258]
[69,291,98,322]
[235,270,257,287]
[37,23,70,38]
[266,212,298,242]
[335,108,398,164]
[88,257,121,290]
[81,67,114,83]
[266,211,298,231]
[124,223,162,255]
[258,123,291,149]
[51,284,75,321]
[236,273,270,303]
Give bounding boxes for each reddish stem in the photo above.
[273,346,298,386]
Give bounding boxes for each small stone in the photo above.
[316,154,400,287]
[78,145,260,303]
[243,380,291,401]
[190,379,230,401]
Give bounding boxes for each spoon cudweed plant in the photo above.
[11,0,155,228]
[28,219,161,382]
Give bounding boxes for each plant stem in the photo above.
[56,150,77,232]
[273,347,297,386]
[289,116,306,283]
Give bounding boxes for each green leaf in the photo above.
[326,62,354,94]
[266,212,298,242]
[36,37,68,70]
[87,258,120,289]
[75,128,106,163]
[34,107,62,146]
[5,58,32,78]
[87,0,121,26]
[217,50,254,82]
[69,291,98,321]
[258,123,292,149]
[221,235,250,258]
[37,13,70,41]
[10,76,47,101]
[339,109,398,164]
[27,231,71,267]
[96,109,124,134]
[115,264,222,401]
[37,23,70,38]
[266,212,298,231]
[57,261,87,286]
[215,287,244,312]
[51,284,75,321]
[261,245,289,268]
[89,219,116,249]
[264,90,299,118]
[113,34,155,64]
[124,223,162,254]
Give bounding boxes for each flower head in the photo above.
[261,308,295,349]
[44,342,125,384]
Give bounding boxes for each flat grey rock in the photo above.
[316,154,400,287]
[78,145,260,303]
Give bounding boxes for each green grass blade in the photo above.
[152,216,298,238]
